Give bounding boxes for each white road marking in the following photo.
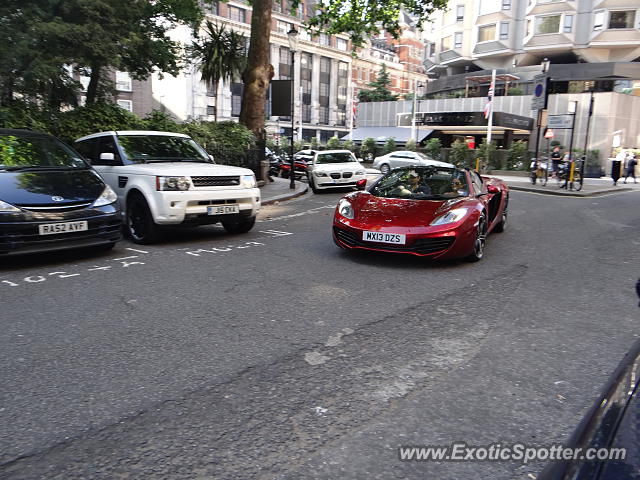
[125,247,149,254]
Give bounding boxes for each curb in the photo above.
[508,185,634,197]
[262,183,309,206]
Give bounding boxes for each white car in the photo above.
[306,150,367,193]
[74,131,260,244]
[372,151,453,174]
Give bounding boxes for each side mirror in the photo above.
[487,184,500,194]
[99,152,118,165]
[356,178,367,190]
[208,154,215,163]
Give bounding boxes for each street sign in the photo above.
[547,115,573,129]
[544,128,554,139]
[531,74,547,111]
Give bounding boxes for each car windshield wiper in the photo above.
[1,165,86,171]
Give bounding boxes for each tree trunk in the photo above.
[238,0,273,145]
[86,63,101,104]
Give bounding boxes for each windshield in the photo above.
[0,134,87,171]
[370,167,469,200]
[315,152,356,164]
[118,135,211,163]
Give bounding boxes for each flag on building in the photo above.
[484,81,494,119]
[352,96,358,127]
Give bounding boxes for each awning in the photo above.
[340,127,433,144]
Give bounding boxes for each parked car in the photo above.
[74,131,260,244]
[372,151,453,174]
[306,150,367,193]
[333,166,508,261]
[279,151,311,179]
[0,129,121,255]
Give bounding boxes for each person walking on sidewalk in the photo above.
[624,153,638,184]
[551,146,562,177]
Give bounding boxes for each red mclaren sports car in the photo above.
[332,165,509,261]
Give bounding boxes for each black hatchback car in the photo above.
[0,129,121,255]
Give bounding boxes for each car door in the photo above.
[387,153,407,169]
[92,136,126,204]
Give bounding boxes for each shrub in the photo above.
[507,140,528,170]
[405,138,417,151]
[450,140,470,167]
[424,138,442,160]
[326,136,341,149]
[383,137,397,154]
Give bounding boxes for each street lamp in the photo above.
[532,58,551,184]
[564,100,579,189]
[411,79,424,143]
[287,27,299,190]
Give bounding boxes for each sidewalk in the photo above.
[260,176,308,205]
[491,172,640,197]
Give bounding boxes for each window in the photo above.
[442,35,453,51]
[479,0,500,16]
[272,0,282,12]
[456,5,464,21]
[319,57,330,124]
[279,46,291,78]
[201,0,218,15]
[336,38,348,51]
[499,22,509,40]
[228,6,246,23]
[593,11,605,30]
[299,28,311,41]
[231,83,243,117]
[502,0,511,10]
[454,32,463,48]
[535,15,561,35]
[206,105,216,116]
[319,33,330,46]
[563,15,573,33]
[478,24,496,42]
[117,100,132,112]
[609,10,636,29]
[277,21,290,34]
[115,71,132,92]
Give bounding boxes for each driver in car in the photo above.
[397,171,431,196]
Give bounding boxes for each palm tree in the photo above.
[191,21,247,122]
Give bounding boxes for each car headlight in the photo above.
[157,176,191,191]
[92,185,118,207]
[430,208,468,226]
[315,171,328,177]
[355,170,365,176]
[0,199,21,212]
[337,199,354,219]
[242,174,257,188]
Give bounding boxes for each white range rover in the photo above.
[306,149,367,193]
[74,131,260,244]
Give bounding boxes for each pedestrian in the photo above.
[551,146,562,177]
[624,153,638,184]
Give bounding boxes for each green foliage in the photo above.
[383,137,397,154]
[190,21,247,121]
[342,139,356,152]
[140,110,183,132]
[477,139,498,168]
[424,138,442,160]
[507,87,524,96]
[294,139,306,152]
[450,140,469,167]
[405,138,417,151]
[54,102,141,144]
[360,137,377,158]
[507,140,528,170]
[326,136,342,149]
[358,65,398,103]
[310,137,320,150]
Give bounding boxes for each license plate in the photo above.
[38,221,88,235]
[362,231,406,245]
[207,204,239,215]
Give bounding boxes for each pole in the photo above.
[486,69,496,168]
[581,91,594,182]
[297,86,303,141]
[566,102,577,190]
[533,109,543,182]
[289,51,295,190]
[348,82,354,141]
[411,77,417,143]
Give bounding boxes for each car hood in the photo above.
[115,163,254,177]
[351,193,463,227]
[314,163,363,173]
[0,169,105,207]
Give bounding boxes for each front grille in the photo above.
[191,176,240,187]
[330,173,341,179]
[17,202,92,212]
[334,227,455,255]
[196,199,237,206]
[343,172,353,178]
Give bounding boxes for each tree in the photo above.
[477,139,497,169]
[424,138,442,160]
[405,139,417,151]
[383,137,397,154]
[361,137,377,160]
[191,21,247,122]
[450,140,469,167]
[507,140,527,170]
[238,0,447,145]
[326,136,341,149]
[358,65,398,103]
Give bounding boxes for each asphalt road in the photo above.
[1,187,639,479]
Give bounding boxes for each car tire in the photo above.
[309,175,319,193]
[222,216,256,234]
[380,164,390,174]
[493,195,508,233]
[126,194,161,244]
[467,213,487,262]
